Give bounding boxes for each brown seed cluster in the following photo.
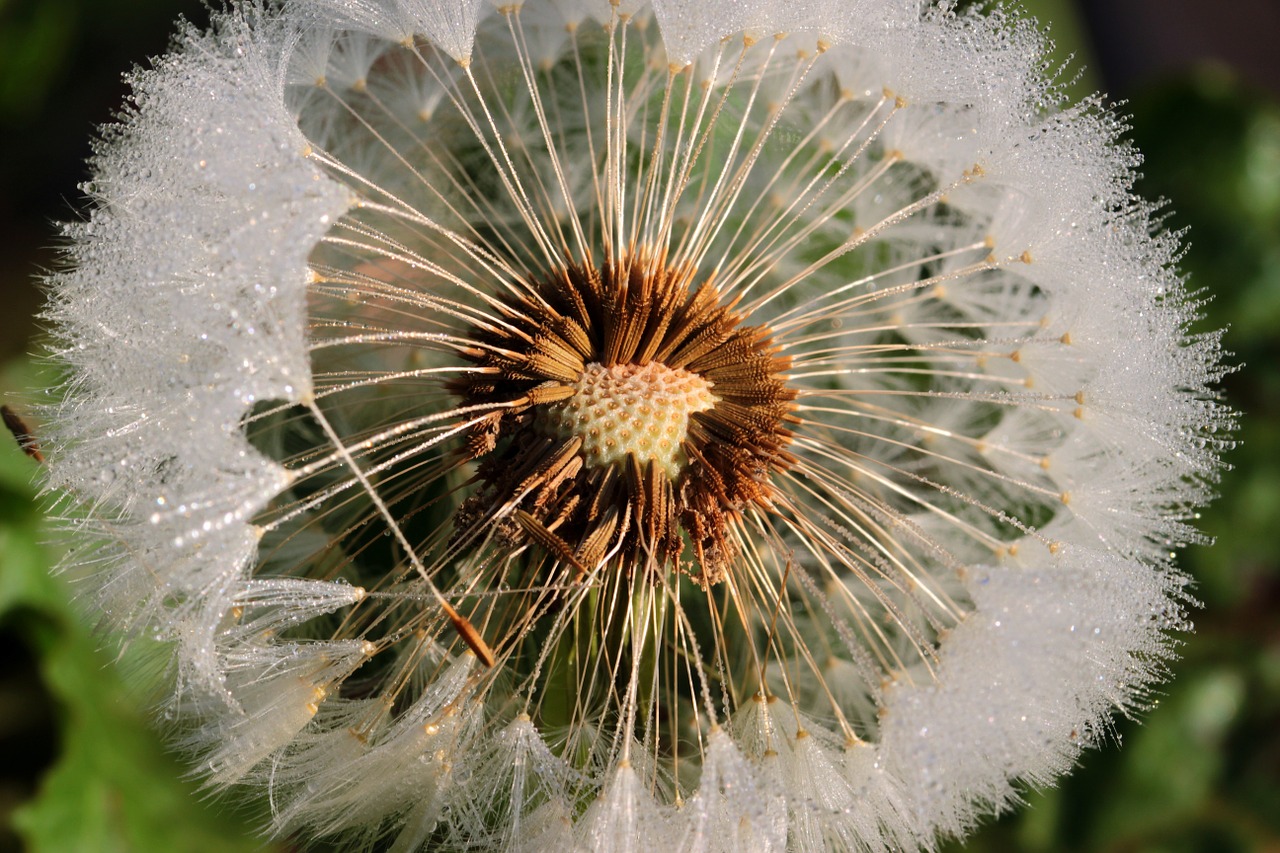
[448,251,797,584]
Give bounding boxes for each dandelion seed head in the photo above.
[450,250,797,581]
[40,0,1231,850]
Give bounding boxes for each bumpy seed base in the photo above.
[535,361,719,478]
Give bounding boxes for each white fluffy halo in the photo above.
[42,1,1228,850]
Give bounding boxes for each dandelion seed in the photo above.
[2,404,45,463]
[41,0,1230,850]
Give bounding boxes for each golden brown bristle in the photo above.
[448,248,797,584]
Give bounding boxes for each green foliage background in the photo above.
[0,1,1276,851]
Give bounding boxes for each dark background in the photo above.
[1,1,1277,851]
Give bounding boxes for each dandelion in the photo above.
[42,0,1229,850]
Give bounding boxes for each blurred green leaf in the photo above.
[0,0,74,118]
